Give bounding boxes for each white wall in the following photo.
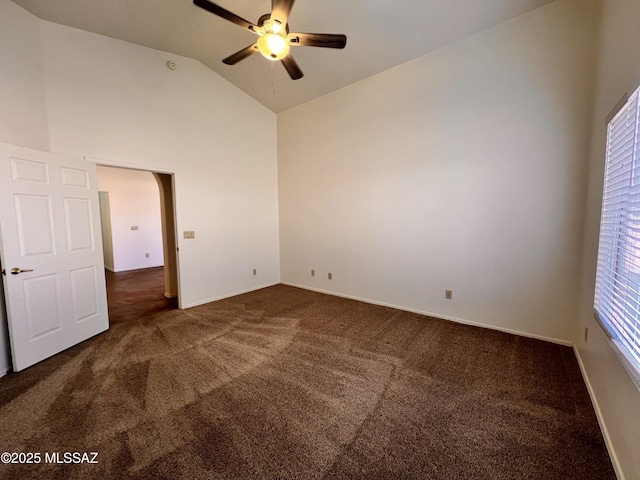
[278,0,598,344]
[0,0,49,150]
[98,192,115,271]
[97,166,164,272]
[577,0,640,477]
[38,21,280,307]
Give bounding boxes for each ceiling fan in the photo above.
[193,0,347,80]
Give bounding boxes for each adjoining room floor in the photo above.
[105,266,178,323]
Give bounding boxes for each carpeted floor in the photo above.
[0,268,615,479]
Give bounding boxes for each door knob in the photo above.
[10,268,34,275]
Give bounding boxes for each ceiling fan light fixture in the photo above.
[193,0,347,80]
[267,19,284,35]
[257,33,290,60]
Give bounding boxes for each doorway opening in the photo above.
[96,166,180,322]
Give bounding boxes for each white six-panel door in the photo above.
[0,142,108,371]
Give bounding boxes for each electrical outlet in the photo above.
[183,231,195,239]
[328,273,332,280]
[145,253,149,258]
[253,269,257,276]
[445,290,452,300]
[311,269,315,277]
[131,226,138,231]
[584,326,589,343]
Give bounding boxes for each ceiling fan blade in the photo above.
[288,33,347,49]
[193,0,258,33]
[281,55,303,80]
[271,0,295,26]
[222,44,258,65]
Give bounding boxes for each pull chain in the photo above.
[271,61,276,95]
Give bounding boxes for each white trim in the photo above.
[84,155,178,176]
[110,266,165,274]
[0,366,11,378]
[281,282,573,347]
[182,282,280,309]
[610,338,640,391]
[573,346,624,480]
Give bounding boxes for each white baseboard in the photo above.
[281,282,572,347]
[111,265,164,273]
[0,366,11,378]
[182,282,280,309]
[573,346,623,479]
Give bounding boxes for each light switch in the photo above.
[131,226,138,230]
[183,231,195,239]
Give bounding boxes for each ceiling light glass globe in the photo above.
[258,33,290,61]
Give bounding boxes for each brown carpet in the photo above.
[0,269,615,479]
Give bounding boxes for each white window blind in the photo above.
[594,85,640,388]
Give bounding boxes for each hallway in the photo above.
[105,267,177,324]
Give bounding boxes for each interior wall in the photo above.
[0,0,49,150]
[153,173,179,298]
[38,20,280,307]
[97,166,164,272]
[98,192,115,271]
[577,0,640,477]
[278,0,599,343]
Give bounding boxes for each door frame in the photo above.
[86,156,182,309]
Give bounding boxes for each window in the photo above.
[594,85,640,388]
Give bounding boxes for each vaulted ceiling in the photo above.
[12,0,555,112]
